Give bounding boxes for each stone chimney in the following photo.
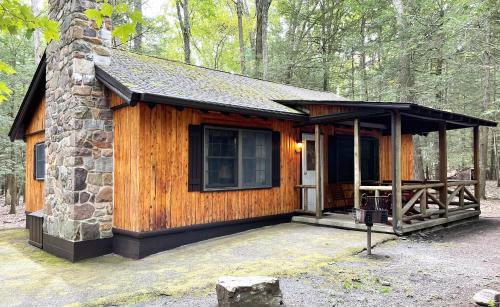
[44,0,114,244]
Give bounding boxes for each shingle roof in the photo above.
[10,50,496,141]
[96,49,347,117]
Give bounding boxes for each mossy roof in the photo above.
[97,49,347,116]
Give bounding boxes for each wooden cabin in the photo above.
[10,49,497,261]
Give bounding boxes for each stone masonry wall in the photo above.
[44,0,113,241]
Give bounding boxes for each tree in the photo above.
[234,0,247,75]
[0,0,59,102]
[255,0,271,79]
[30,0,43,63]
[175,0,191,64]
[133,0,143,52]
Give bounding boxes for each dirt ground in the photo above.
[0,195,25,230]
[139,199,500,307]
[0,222,395,306]
[0,182,498,306]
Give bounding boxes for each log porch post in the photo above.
[438,122,448,218]
[315,124,322,218]
[354,118,361,210]
[473,126,481,208]
[391,111,403,234]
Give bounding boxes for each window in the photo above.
[205,129,238,188]
[34,143,45,180]
[204,127,272,190]
[306,140,316,171]
[328,135,379,183]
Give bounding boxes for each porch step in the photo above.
[292,214,395,234]
[292,210,481,235]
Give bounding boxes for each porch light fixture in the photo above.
[295,139,303,153]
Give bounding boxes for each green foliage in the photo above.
[84,0,145,44]
[0,0,59,102]
[0,0,59,40]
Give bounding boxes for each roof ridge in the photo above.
[111,48,345,99]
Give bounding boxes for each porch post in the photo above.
[473,126,481,208]
[315,124,322,218]
[354,118,361,210]
[438,122,448,218]
[391,111,403,234]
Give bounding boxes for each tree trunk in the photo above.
[494,131,500,187]
[255,0,271,79]
[392,0,415,102]
[480,18,493,198]
[176,0,191,64]
[350,51,355,98]
[392,0,424,182]
[413,136,425,180]
[31,0,43,63]
[6,174,18,214]
[235,0,246,75]
[284,0,300,84]
[360,14,368,100]
[133,0,143,52]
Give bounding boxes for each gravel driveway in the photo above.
[145,201,500,307]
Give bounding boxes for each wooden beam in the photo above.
[391,111,402,234]
[402,189,425,215]
[464,186,479,204]
[473,126,481,208]
[315,124,322,218]
[459,186,465,207]
[446,186,462,205]
[420,188,427,215]
[427,192,445,209]
[438,122,448,218]
[354,118,361,210]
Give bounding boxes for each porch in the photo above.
[293,180,481,235]
[289,102,494,235]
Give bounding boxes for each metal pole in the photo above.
[367,226,372,255]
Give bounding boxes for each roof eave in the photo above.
[96,66,307,121]
[277,99,497,128]
[8,53,46,141]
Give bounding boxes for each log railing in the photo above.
[359,180,479,223]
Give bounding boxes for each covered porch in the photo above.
[290,102,496,234]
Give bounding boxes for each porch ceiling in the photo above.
[291,101,497,135]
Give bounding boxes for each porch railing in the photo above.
[359,180,479,223]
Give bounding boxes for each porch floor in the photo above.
[292,209,481,235]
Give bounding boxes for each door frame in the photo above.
[301,133,324,212]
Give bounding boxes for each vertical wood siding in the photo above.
[113,99,414,231]
[113,100,301,232]
[378,134,414,181]
[24,97,45,213]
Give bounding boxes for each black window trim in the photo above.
[202,125,274,192]
[34,142,45,181]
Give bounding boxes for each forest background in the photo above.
[0,0,498,213]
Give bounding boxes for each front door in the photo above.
[301,133,323,212]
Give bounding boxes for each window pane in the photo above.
[242,131,271,187]
[206,129,237,188]
[207,157,237,187]
[35,143,45,180]
[306,140,315,171]
[243,158,256,185]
